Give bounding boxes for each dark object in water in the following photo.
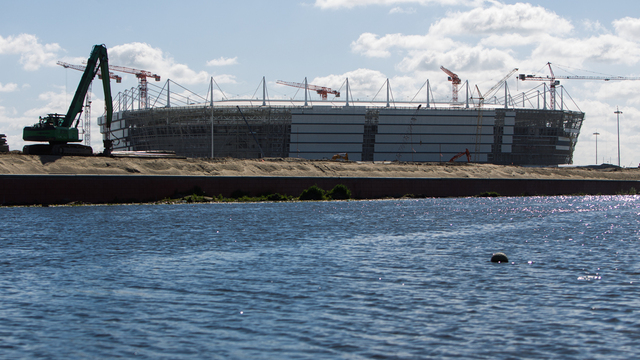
[491,252,509,263]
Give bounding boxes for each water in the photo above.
[1,196,640,359]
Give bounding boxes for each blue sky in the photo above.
[1,0,639,165]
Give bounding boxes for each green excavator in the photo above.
[23,44,113,156]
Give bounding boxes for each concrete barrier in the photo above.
[1,174,639,205]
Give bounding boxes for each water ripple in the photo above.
[1,196,640,359]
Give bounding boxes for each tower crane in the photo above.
[440,66,462,103]
[519,63,640,110]
[83,62,161,109]
[57,61,122,83]
[276,80,340,100]
[56,62,122,147]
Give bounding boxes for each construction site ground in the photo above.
[1,152,638,180]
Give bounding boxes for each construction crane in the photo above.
[519,63,640,110]
[440,66,462,103]
[57,61,122,83]
[481,68,518,103]
[276,80,340,100]
[84,62,160,109]
[56,62,122,147]
[449,148,471,163]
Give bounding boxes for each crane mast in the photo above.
[440,66,462,103]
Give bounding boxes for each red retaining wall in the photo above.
[1,175,639,205]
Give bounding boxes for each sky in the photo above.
[1,0,639,165]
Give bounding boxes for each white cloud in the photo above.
[429,3,572,37]
[389,7,416,14]
[312,68,389,96]
[108,42,235,85]
[397,45,516,72]
[613,17,640,42]
[206,56,238,67]
[531,34,640,67]
[0,34,61,71]
[23,90,69,118]
[351,32,442,58]
[582,20,608,34]
[0,83,18,92]
[314,0,481,10]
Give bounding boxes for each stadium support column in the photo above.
[346,78,350,107]
[465,80,469,108]
[166,80,170,108]
[304,77,308,107]
[427,80,430,108]
[386,79,390,108]
[504,81,508,109]
[262,76,266,106]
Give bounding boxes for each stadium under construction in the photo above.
[98,76,584,165]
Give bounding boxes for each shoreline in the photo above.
[1,154,639,206]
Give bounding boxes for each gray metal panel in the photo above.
[503,127,514,135]
[502,135,512,144]
[292,114,366,125]
[378,116,491,126]
[375,134,493,144]
[291,134,364,143]
[291,124,364,134]
[502,145,512,153]
[504,116,515,126]
[377,125,494,135]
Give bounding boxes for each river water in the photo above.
[1,196,639,359]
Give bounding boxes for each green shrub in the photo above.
[299,185,326,200]
[478,191,500,197]
[327,184,351,200]
[266,193,289,201]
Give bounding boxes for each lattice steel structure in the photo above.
[99,78,584,165]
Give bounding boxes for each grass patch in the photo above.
[477,191,500,197]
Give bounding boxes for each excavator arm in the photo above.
[449,148,471,163]
[62,44,112,129]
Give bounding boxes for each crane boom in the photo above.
[57,61,122,83]
[84,62,161,109]
[519,62,640,110]
[483,68,518,100]
[276,80,340,100]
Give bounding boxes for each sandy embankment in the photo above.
[0,153,638,180]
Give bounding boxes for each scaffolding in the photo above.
[111,106,291,158]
